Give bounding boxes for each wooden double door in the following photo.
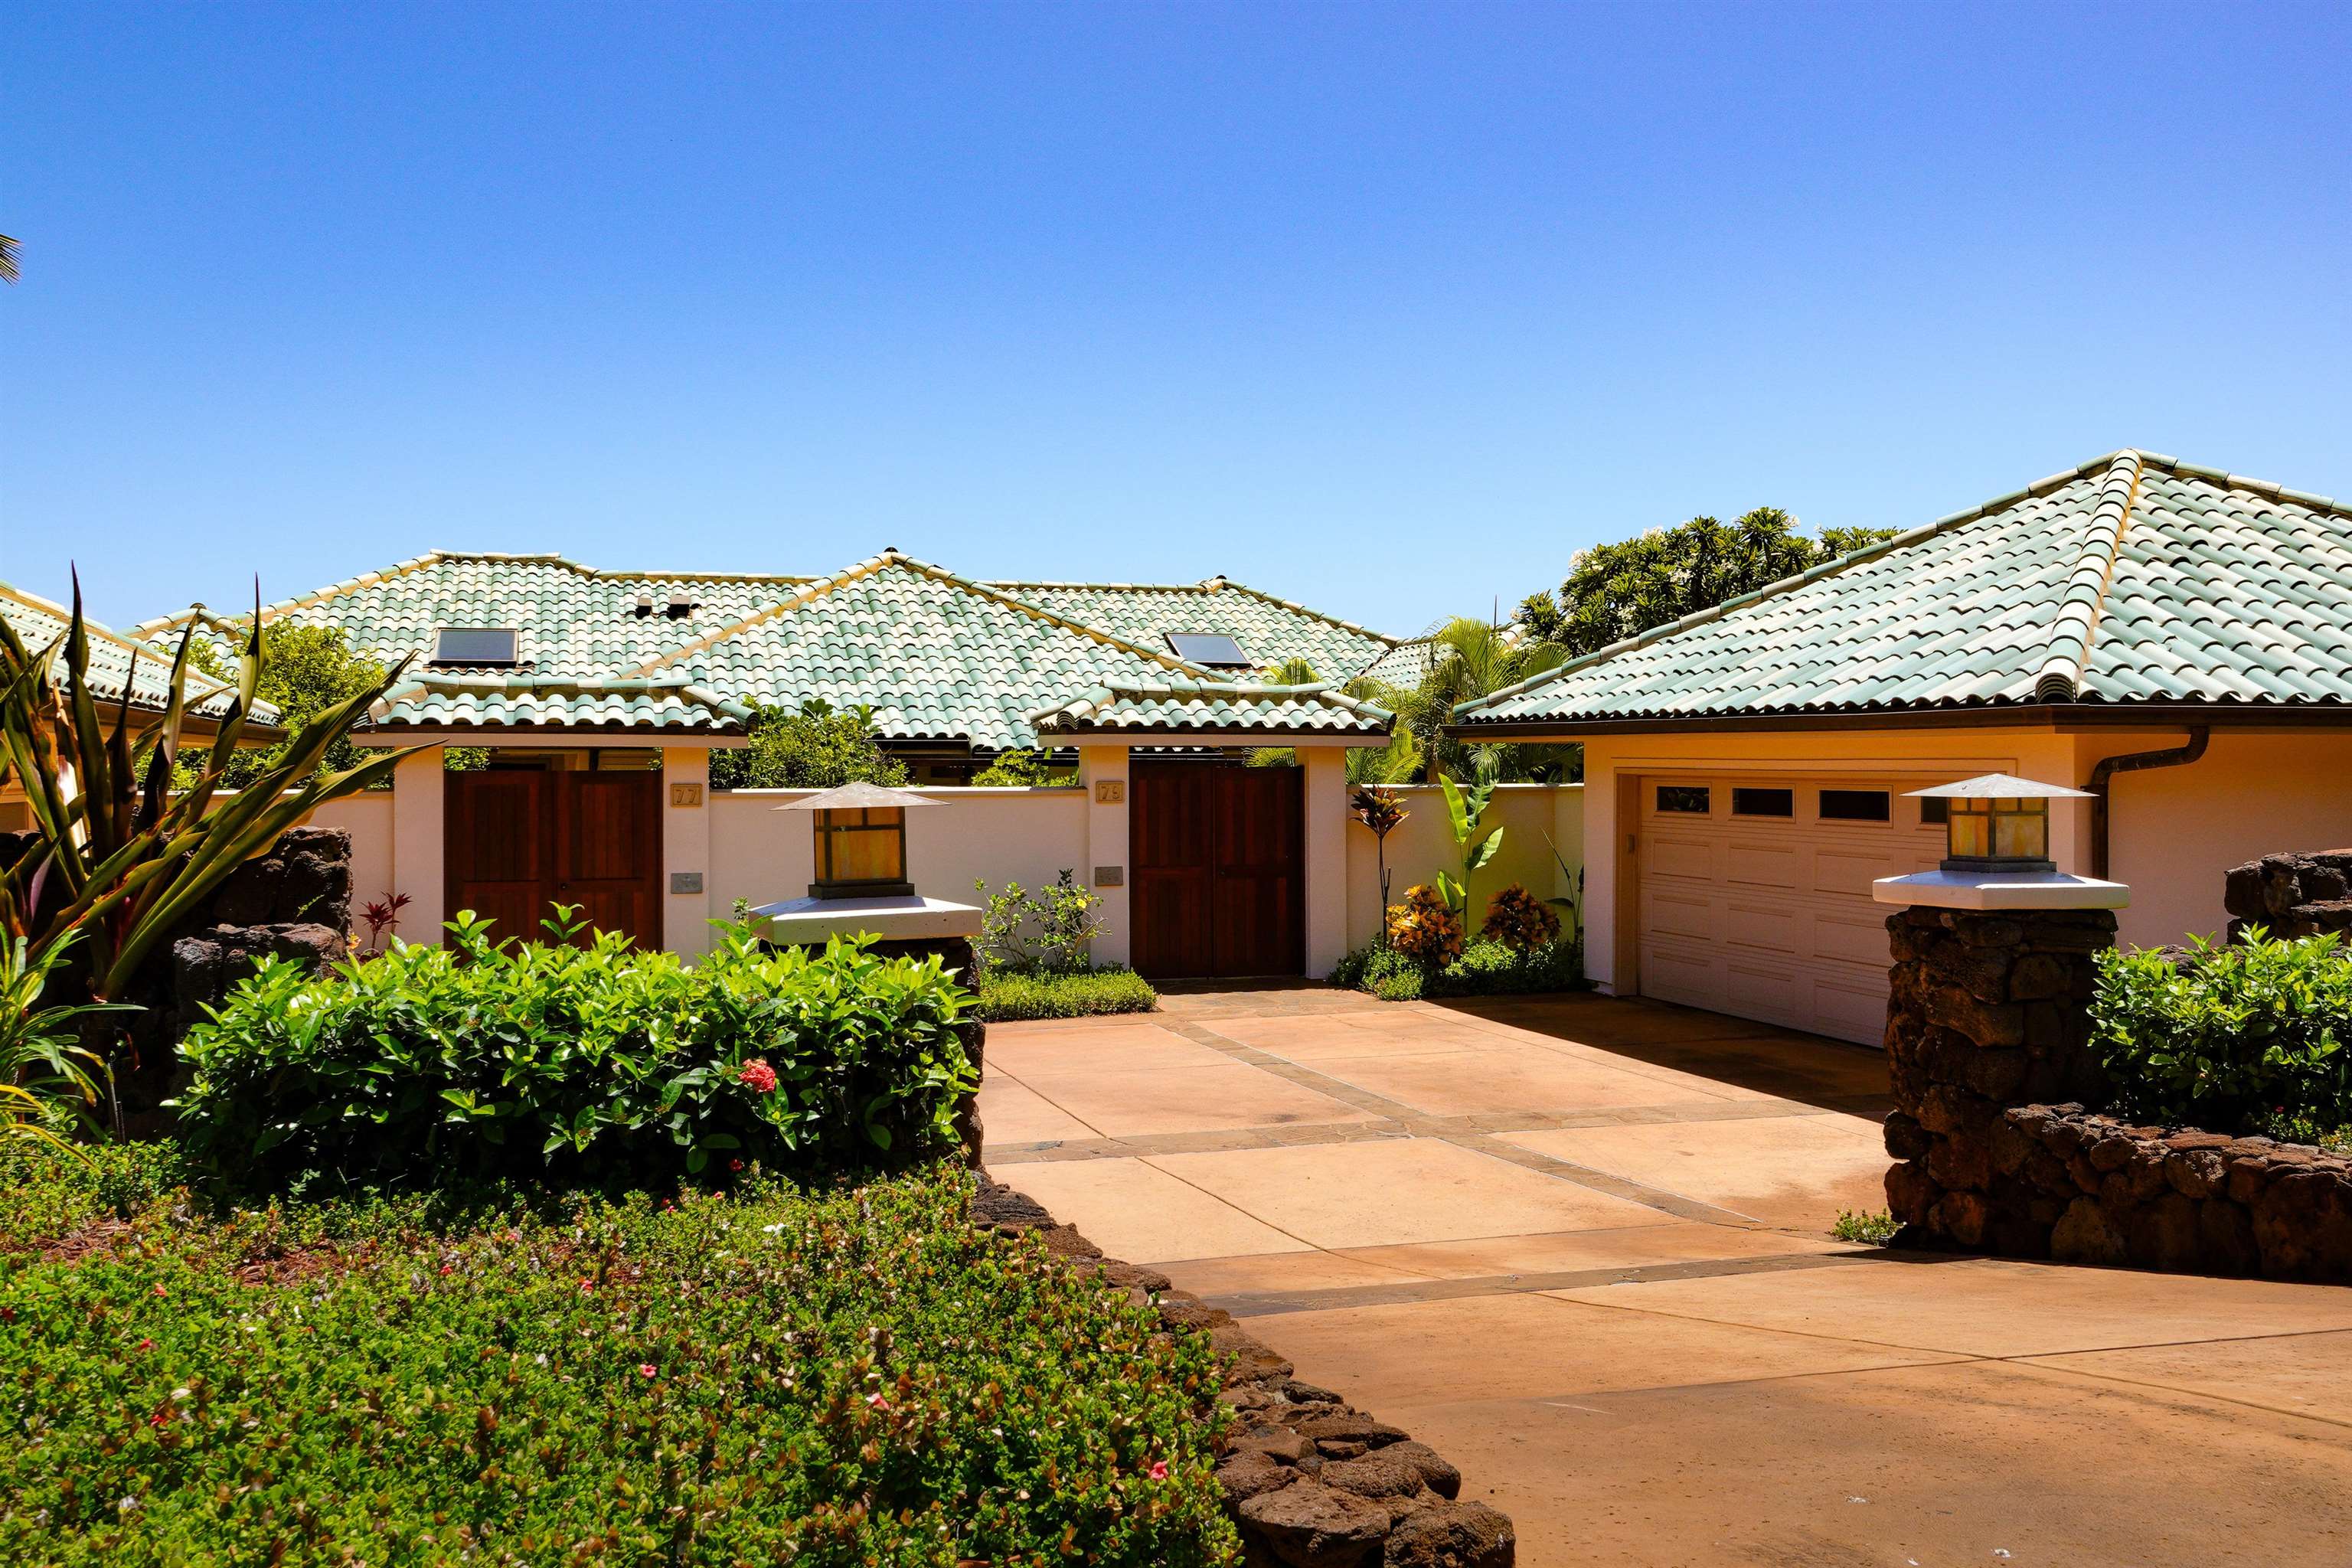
[445,770,663,948]
[1130,761,1305,980]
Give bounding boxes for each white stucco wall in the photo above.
[704,786,1092,945]
[1344,782,1585,952]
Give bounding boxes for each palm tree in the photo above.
[0,234,19,286]
[1389,616,1576,782]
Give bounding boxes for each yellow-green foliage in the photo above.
[0,1150,1239,1565]
[1480,883,1560,951]
[1387,884,1464,966]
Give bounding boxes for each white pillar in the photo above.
[390,746,446,946]
[662,746,714,959]
[1303,747,1349,977]
[1079,743,1132,968]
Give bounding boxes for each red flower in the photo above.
[0,1306,14,1324]
[639,1362,657,1380]
[737,1059,779,1094]
[1148,1459,1169,1481]
[136,1338,155,1353]
[728,1158,744,1173]
[439,1263,453,1276]
[152,1285,168,1298]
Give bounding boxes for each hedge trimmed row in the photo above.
[975,966,1158,1022]
[172,920,975,1191]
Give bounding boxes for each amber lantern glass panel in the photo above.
[1946,798,1992,860]
[1991,799,2048,861]
[813,807,907,890]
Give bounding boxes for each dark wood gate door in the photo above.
[1131,762,1304,979]
[446,770,662,948]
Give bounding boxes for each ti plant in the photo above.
[0,574,415,1018]
[1436,773,1503,916]
[0,933,129,1159]
[1348,784,1410,932]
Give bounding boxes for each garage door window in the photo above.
[1732,787,1794,818]
[1657,785,1711,814]
[1819,789,1890,822]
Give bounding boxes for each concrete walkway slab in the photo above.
[982,986,2352,1565]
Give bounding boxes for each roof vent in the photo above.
[632,592,654,619]
[665,590,696,620]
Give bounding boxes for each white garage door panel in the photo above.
[1636,776,1942,1047]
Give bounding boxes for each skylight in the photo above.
[433,626,520,665]
[1166,632,1251,668]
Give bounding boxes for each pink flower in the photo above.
[152,1285,168,1298]
[439,1263,453,1276]
[1148,1459,1169,1481]
[737,1058,779,1093]
[639,1362,658,1380]
[865,1392,890,1410]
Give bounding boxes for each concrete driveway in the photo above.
[980,985,2352,1568]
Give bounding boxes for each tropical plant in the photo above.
[354,890,411,954]
[1540,827,1586,948]
[1515,507,1898,659]
[1386,618,1574,783]
[1481,883,1560,951]
[182,622,388,788]
[971,747,1076,786]
[707,696,910,790]
[1,939,129,1160]
[1262,656,1321,684]
[172,916,976,1189]
[0,578,411,1012]
[1349,783,1410,930]
[1386,884,1464,966]
[0,233,17,286]
[975,965,1158,1021]
[1436,773,1503,916]
[973,871,1101,975]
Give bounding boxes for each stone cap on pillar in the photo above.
[1872,869,2128,911]
[749,894,982,944]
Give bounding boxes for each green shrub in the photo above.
[976,967,1158,1022]
[0,1158,1237,1566]
[1331,937,1584,1001]
[1832,1208,1899,1244]
[974,871,1102,975]
[172,920,975,1191]
[2092,931,2352,1133]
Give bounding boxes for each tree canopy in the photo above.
[1516,507,1896,658]
[185,622,388,788]
[707,698,910,790]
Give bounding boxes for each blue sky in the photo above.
[5,3,2347,638]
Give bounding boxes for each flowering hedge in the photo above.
[0,1149,1239,1565]
[172,920,975,1191]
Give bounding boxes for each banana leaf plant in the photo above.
[1436,773,1503,917]
[0,573,416,1013]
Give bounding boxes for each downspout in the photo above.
[2085,727,2209,880]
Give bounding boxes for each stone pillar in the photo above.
[1078,743,1132,968]
[1302,747,1349,978]
[1881,906,2115,1251]
[389,746,446,946]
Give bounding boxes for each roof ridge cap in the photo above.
[131,551,453,637]
[0,579,236,697]
[2122,448,2350,522]
[622,554,902,676]
[2031,451,2144,703]
[905,563,1227,676]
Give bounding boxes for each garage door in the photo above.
[1634,776,1944,1045]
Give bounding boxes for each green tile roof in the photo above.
[135,552,812,680]
[371,674,750,733]
[1455,450,2352,727]
[1354,635,1447,690]
[633,554,1230,751]
[2,580,266,723]
[1029,679,1394,737]
[986,577,1399,684]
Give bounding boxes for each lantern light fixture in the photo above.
[1906,773,2094,874]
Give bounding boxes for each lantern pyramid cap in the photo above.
[773,780,942,811]
[1905,772,2095,801]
